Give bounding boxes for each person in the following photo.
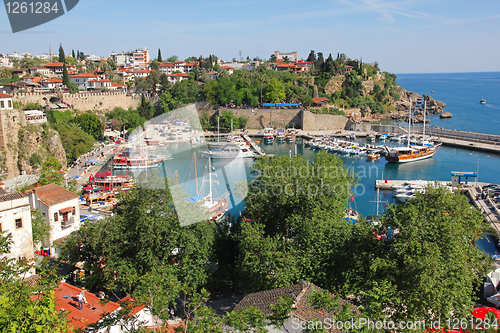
[77,293,83,310]
[170,308,175,320]
[79,288,88,305]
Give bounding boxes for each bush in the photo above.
[29,153,42,167]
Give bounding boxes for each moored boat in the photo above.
[263,128,274,143]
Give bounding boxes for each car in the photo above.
[482,184,499,190]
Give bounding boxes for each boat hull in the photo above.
[385,149,436,163]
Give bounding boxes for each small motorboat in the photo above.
[367,152,380,160]
[480,99,486,104]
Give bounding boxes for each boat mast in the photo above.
[194,152,198,195]
[423,100,426,141]
[217,116,220,143]
[376,187,380,216]
[408,98,411,148]
[231,119,233,141]
[208,157,213,204]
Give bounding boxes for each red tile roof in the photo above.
[44,62,64,67]
[111,83,126,87]
[159,63,175,67]
[312,97,329,104]
[54,282,120,331]
[42,79,63,83]
[222,66,233,69]
[168,73,189,77]
[0,93,13,98]
[70,73,98,78]
[30,183,78,206]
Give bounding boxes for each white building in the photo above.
[24,110,47,124]
[110,48,149,71]
[0,185,35,275]
[40,78,63,89]
[87,79,112,89]
[158,63,175,75]
[69,73,102,90]
[0,93,13,110]
[27,183,80,256]
[167,72,189,83]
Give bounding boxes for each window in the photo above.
[72,207,76,215]
[0,223,2,231]
[54,212,58,222]
[15,218,22,229]
[0,101,4,108]
[7,100,11,108]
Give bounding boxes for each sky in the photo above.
[1,0,499,74]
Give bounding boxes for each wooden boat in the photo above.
[384,98,440,163]
[263,128,274,142]
[285,129,296,143]
[85,191,118,209]
[113,146,171,169]
[90,171,135,191]
[367,152,380,160]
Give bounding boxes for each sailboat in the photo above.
[187,153,229,221]
[384,99,440,163]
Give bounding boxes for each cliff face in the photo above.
[323,73,446,119]
[0,109,66,179]
[17,124,67,175]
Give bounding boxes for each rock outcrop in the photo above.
[17,124,67,175]
[439,112,453,118]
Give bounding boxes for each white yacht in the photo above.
[202,143,255,159]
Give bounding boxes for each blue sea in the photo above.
[396,72,500,135]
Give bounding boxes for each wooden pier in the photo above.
[242,134,266,157]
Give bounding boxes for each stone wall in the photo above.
[0,109,26,177]
[302,111,348,131]
[12,91,140,112]
[207,108,349,131]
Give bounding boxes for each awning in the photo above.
[59,207,73,214]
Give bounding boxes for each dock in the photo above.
[375,179,500,235]
[242,134,266,157]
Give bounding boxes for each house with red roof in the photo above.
[69,73,101,90]
[51,282,160,332]
[158,63,175,75]
[110,82,127,91]
[43,61,65,76]
[167,72,189,83]
[26,183,80,256]
[312,97,330,107]
[0,93,13,110]
[40,78,63,89]
[221,65,234,75]
[132,69,153,78]
[87,79,112,90]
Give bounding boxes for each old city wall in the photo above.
[301,110,349,131]
[12,91,140,112]
[205,108,349,131]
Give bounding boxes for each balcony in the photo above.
[61,217,75,230]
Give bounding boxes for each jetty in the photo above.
[242,134,266,157]
[375,179,500,235]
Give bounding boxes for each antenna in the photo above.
[239,50,242,62]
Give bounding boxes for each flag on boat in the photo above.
[385,201,388,207]
[350,196,354,201]
[89,173,94,181]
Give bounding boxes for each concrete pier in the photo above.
[242,134,266,157]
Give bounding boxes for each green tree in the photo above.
[31,209,50,247]
[58,44,65,64]
[269,54,277,62]
[235,152,357,291]
[264,78,286,103]
[72,49,75,58]
[62,63,70,87]
[157,49,162,62]
[159,90,176,114]
[372,184,493,322]
[166,55,178,63]
[315,52,324,71]
[0,232,71,332]
[107,57,117,70]
[307,50,316,62]
[137,94,155,120]
[150,60,159,71]
[73,113,104,141]
[61,187,215,293]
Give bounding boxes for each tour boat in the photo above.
[113,147,171,169]
[90,170,135,191]
[384,99,440,163]
[85,191,118,209]
[285,129,296,143]
[201,143,255,159]
[276,129,286,142]
[366,134,376,142]
[379,133,388,141]
[480,99,486,104]
[263,128,274,143]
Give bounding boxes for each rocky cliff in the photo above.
[17,124,67,175]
